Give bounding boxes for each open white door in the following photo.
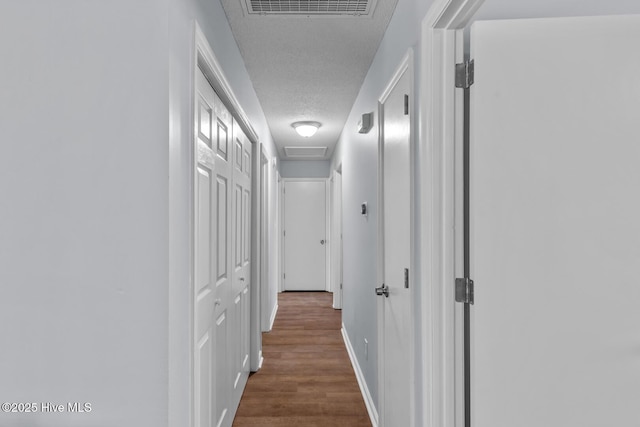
[377,52,414,427]
[470,15,640,426]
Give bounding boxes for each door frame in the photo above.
[377,48,416,427]
[418,1,484,427]
[280,177,330,292]
[278,176,285,292]
[259,146,270,331]
[192,23,261,426]
[249,140,263,371]
[331,165,343,309]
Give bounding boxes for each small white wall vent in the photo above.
[284,146,328,158]
[244,0,378,16]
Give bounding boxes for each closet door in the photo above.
[194,68,233,427]
[230,120,252,408]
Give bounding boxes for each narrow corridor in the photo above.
[233,292,371,426]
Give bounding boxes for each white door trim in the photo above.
[280,177,330,292]
[260,146,270,332]
[377,48,415,427]
[278,175,284,293]
[249,140,262,371]
[195,25,258,145]
[324,178,331,292]
[331,167,343,309]
[418,1,484,427]
[192,22,262,426]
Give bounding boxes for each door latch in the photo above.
[375,284,389,298]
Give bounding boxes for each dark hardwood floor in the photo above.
[233,292,372,427]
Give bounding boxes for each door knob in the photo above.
[375,284,389,298]
[320,240,325,245]
[214,298,222,306]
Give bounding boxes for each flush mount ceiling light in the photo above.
[292,121,321,138]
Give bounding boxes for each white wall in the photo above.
[0,1,279,426]
[280,160,331,178]
[330,0,435,421]
[0,1,169,426]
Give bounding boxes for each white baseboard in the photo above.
[258,350,264,370]
[268,303,278,331]
[341,324,379,427]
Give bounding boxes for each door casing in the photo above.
[331,166,343,309]
[419,1,484,427]
[259,147,270,331]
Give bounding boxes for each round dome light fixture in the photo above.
[292,121,321,138]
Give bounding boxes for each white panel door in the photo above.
[470,15,640,427]
[195,68,233,427]
[230,119,252,409]
[283,180,327,291]
[379,64,412,427]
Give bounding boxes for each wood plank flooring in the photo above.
[233,292,372,427]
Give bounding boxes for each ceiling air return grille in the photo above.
[246,0,377,16]
[284,146,328,158]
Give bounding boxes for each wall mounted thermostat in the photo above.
[361,202,368,216]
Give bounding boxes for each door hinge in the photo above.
[404,268,409,289]
[455,277,474,304]
[284,273,286,279]
[404,94,409,115]
[455,60,474,89]
[283,230,286,237]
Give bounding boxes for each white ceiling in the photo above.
[475,0,640,21]
[220,0,640,161]
[220,0,399,160]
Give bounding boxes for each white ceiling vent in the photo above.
[284,146,328,158]
[244,0,378,16]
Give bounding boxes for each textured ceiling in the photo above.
[221,0,640,161]
[221,0,399,160]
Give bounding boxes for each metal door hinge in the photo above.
[455,60,474,89]
[455,277,474,304]
[404,268,409,289]
[404,94,409,115]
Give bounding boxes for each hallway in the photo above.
[233,292,371,426]
[4,2,640,427]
